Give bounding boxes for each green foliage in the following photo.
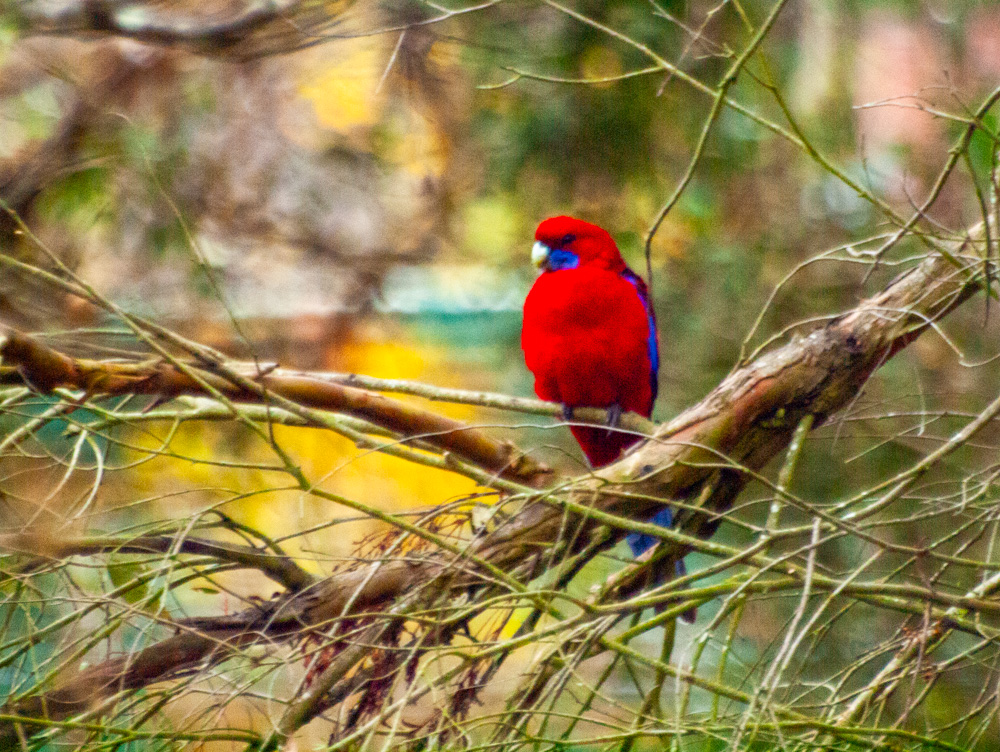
[106,555,152,606]
[35,167,109,230]
[967,110,1000,194]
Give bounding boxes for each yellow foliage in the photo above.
[386,112,451,180]
[340,326,479,422]
[463,197,522,262]
[299,39,387,132]
[298,38,452,179]
[340,331,428,379]
[123,334,484,587]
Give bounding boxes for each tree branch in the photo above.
[13,0,340,59]
[0,532,315,592]
[0,234,987,746]
[0,331,553,485]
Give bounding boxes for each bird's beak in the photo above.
[531,241,551,269]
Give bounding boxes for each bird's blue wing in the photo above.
[621,269,659,404]
[626,506,694,621]
[626,506,674,557]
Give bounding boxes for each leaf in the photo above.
[106,555,150,605]
[967,110,1000,190]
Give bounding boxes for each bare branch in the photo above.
[0,531,315,592]
[0,226,985,744]
[0,331,553,485]
[12,0,351,59]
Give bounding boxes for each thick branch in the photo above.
[0,332,552,485]
[0,369,656,442]
[13,0,336,59]
[0,532,315,592]
[0,240,986,745]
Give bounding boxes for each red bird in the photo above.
[521,215,658,468]
[522,217,694,621]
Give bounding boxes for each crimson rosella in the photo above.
[521,216,658,467]
[521,215,693,620]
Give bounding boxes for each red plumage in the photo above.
[521,216,659,467]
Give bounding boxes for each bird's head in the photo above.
[532,216,625,273]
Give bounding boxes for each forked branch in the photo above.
[0,230,988,747]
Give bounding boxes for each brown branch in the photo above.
[0,333,552,485]
[0,532,315,592]
[0,366,655,438]
[14,0,344,59]
[0,239,986,746]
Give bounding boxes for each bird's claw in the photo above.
[604,403,623,438]
[561,404,574,421]
[605,403,623,427]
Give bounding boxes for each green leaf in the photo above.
[106,555,150,605]
[968,110,1000,190]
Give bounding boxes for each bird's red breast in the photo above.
[521,216,659,467]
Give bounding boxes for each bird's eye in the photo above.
[561,233,576,245]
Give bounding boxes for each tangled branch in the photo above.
[0,224,987,747]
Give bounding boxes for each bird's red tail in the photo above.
[570,425,641,469]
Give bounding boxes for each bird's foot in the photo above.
[605,403,623,427]
[605,403,623,437]
[561,404,574,422]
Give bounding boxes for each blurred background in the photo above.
[4,0,1000,747]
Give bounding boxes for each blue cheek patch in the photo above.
[547,249,580,270]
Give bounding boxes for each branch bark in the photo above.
[0,332,552,485]
[0,237,986,746]
[13,0,342,59]
[0,532,315,592]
